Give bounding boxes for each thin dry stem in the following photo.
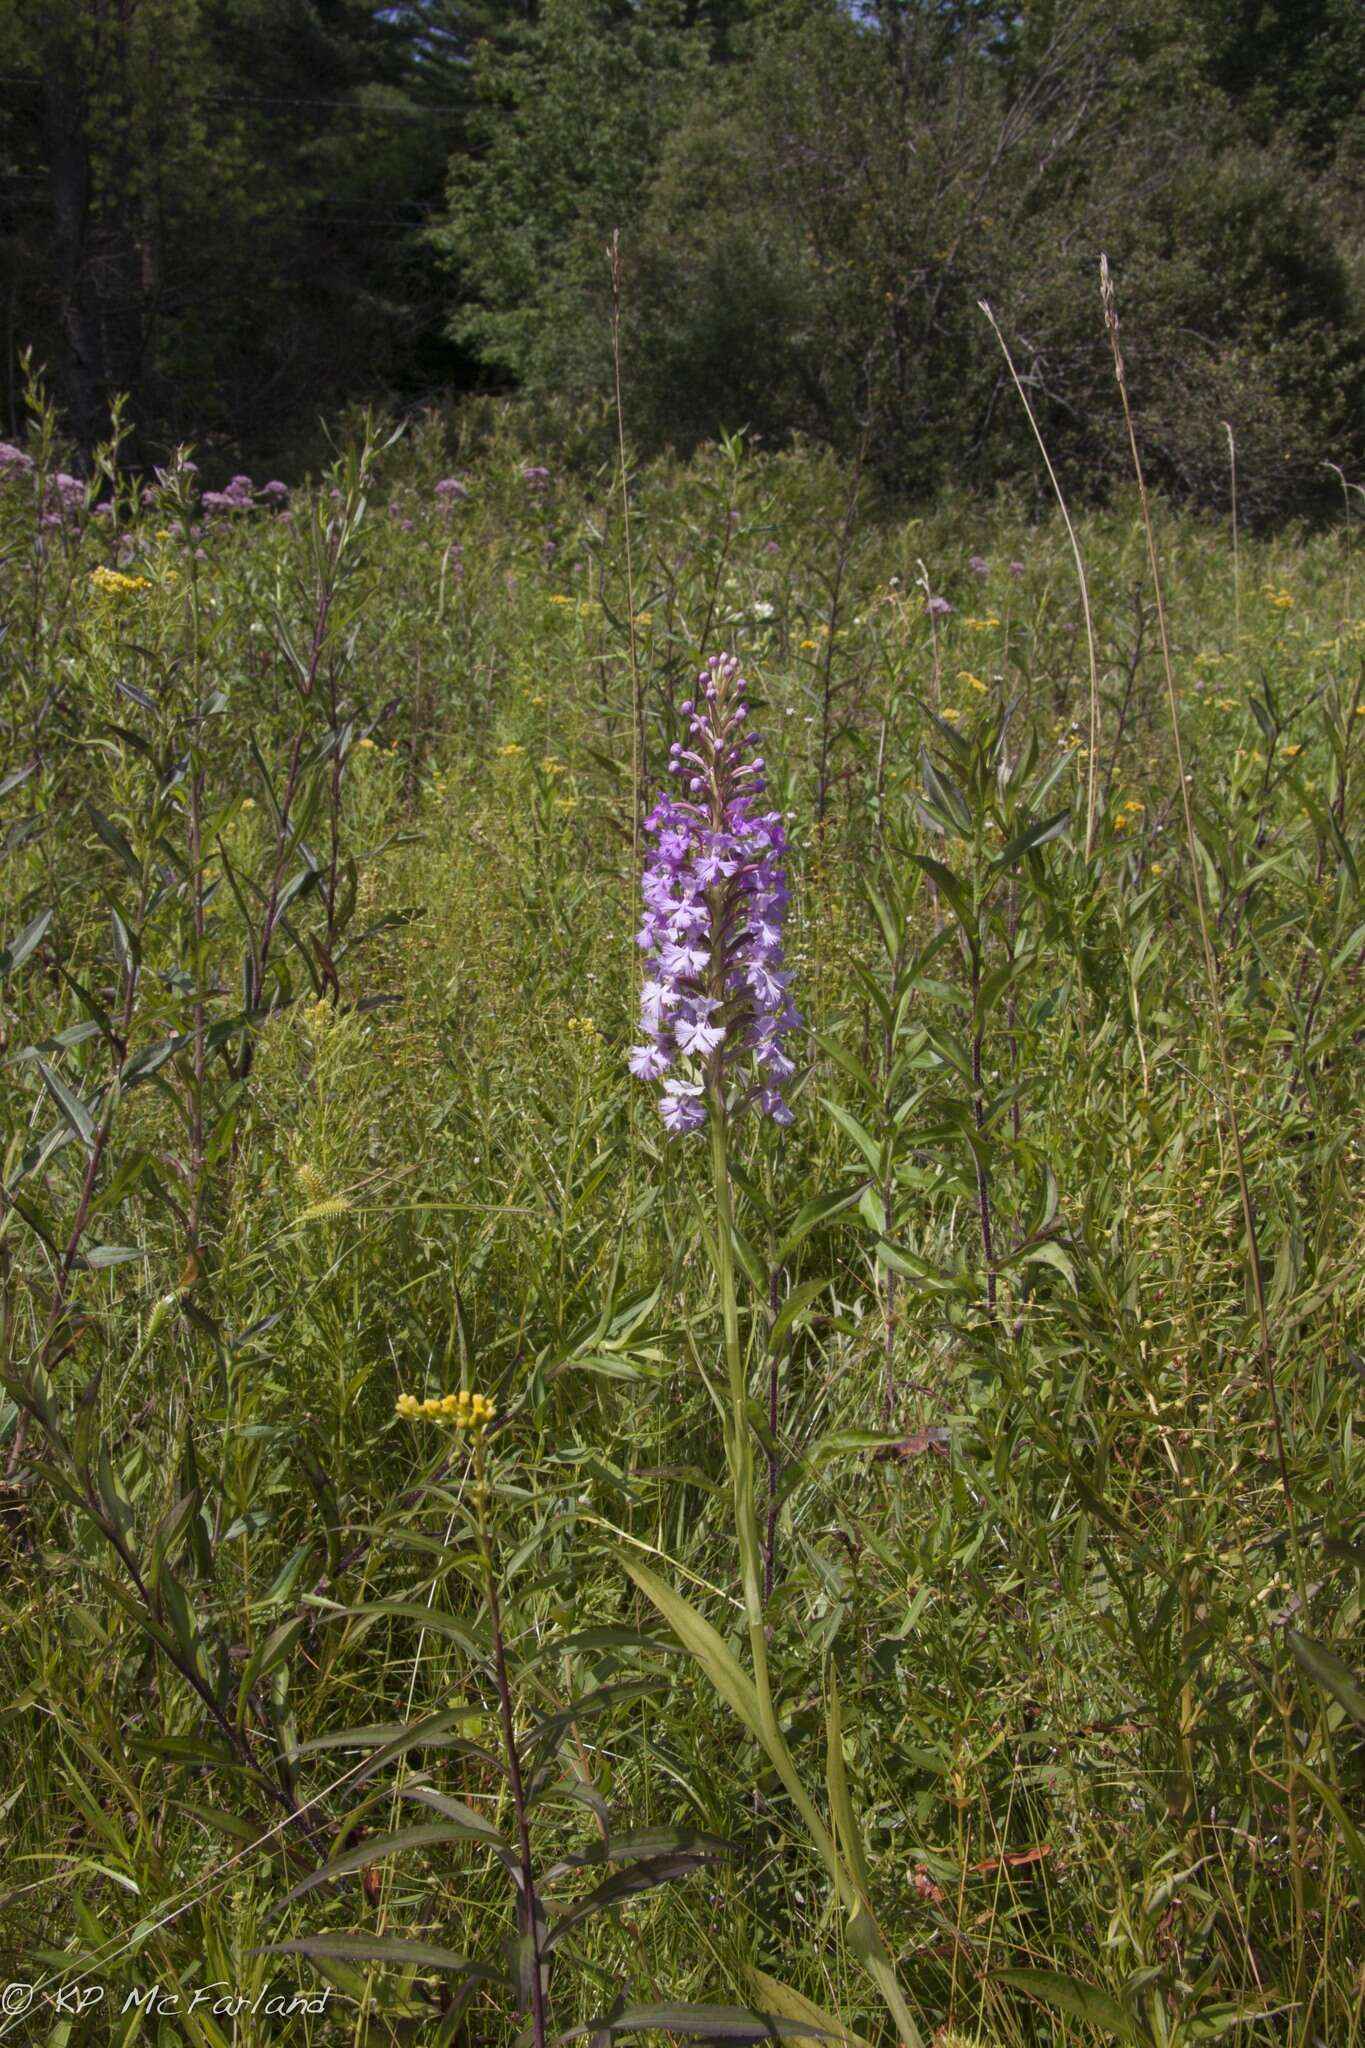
[979,299,1102,858]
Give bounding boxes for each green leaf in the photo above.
[35,1058,96,1149]
[728,1218,767,1295]
[82,1245,146,1270]
[566,2004,834,2043]
[402,1785,510,1848]
[236,1617,306,1721]
[768,1277,832,1353]
[87,804,141,879]
[542,1826,734,1884]
[0,907,53,981]
[820,1099,883,1178]
[622,1558,764,1745]
[990,808,1071,871]
[825,1678,874,1906]
[347,1599,485,1659]
[919,751,973,836]
[1286,1629,1365,1728]
[991,1968,1138,2043]
[545,1851,730,1951]
[121,1034,189,1085]
[275,1820,507,1912]
[907,854,973,935]
[741,1970,873,2048]
[774,1186,863,1263]
[257,1935,499,1977]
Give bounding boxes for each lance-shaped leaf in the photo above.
[743,1970,872,2048]
[544,1848,734,1952]
[988,808,1071,873]
[0,906,53,981]
[35,1058,96,1149]
[622,1559,764,1746]
[991,1968,1138,2043]
[257,1934,501,1978]
[274,1819,509,1913]
[542,1826,734,1886]
[563,2006,837,2044]
[1286,1629,1365,1729]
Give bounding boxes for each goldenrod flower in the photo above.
[395,1388,495,1433]
[548,593,574,606]
[940,706,961,721]
[91,566,150,597]
[799,638,818,651]
[496,742,524,758]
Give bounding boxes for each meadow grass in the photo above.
[1,396,1362,2046]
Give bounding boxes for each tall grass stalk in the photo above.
[979,300,1101,861]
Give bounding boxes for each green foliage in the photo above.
[434,0,709,397]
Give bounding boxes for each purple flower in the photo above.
[435,476,466,502]
[261,479,289,505]
[631,653,800,1134]
[660,1081,707,1133]
[1008,560,1025,578]
[522,465,551,491]
[969,555,990,579]
[926,595,955,619]
[0,441,33,476]
[445,541,464,578]
[201,480,253,515]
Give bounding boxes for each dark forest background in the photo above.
[2,0,1362,519]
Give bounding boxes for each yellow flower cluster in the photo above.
[799,638,819,652]
[1282,742,1303,759]
[940,706,961,721]
[963,615,1000,631]
[957,670,988,692]
[1263,587,1294,610]
[540,756,565,776]
[565,1014,600,1039]
[496,742,525,758]
[1114,798,1144,832]
[90,566,150,596]
[395,1389,495,1431]
[548,593,574,606]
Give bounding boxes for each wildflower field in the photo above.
[1,393,1363,2048]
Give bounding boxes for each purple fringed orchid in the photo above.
[630,654,799,1133]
